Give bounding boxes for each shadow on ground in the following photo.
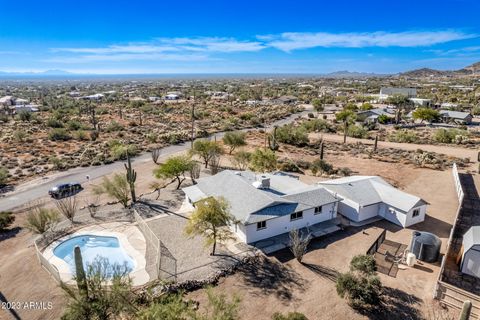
[0,227,21,242]
[236,255,305,301]
[361,286,423,320]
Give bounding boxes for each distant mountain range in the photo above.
[0,70,74,76]
[399,61,480,78]
[0,62,479,79]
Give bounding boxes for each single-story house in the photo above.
[0,96,14,106]
[319,176,427,228]
[461,226,480,278]
[183,170,342,244]
[438,110,473,125]
[357,108,395,123]
[273,95,298,105]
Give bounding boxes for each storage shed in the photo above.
[461,226,480,278]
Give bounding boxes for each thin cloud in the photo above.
[262,30,476,52]
[44,53,209,63]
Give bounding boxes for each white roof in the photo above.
[319,176,426,212]
[463,226,480,255]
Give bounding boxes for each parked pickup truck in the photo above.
[48,183,83,199]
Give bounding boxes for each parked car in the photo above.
[48,183,83,199]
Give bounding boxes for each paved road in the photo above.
[0,110,310,212]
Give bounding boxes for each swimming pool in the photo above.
[53,235,136,275]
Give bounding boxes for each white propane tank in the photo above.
[406,252,416,267]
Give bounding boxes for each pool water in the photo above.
[53,235,135,275]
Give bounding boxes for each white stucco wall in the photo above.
[404,205,427,227]
[241,202,337,244]
[336,198,361,222]
[358,203,381,221]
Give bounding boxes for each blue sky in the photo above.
[1,0,480,74]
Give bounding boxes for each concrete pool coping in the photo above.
[42,222,149,286]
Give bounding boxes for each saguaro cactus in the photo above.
[125,154,137,203]
[459,300,472,320]
[268,126,279,151]
[320,141,325,160]
[374,135,378,152]
[74,246,88,297]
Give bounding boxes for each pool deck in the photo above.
[42,222,149,286]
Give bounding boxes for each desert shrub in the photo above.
[110,143,139,160]
[106,121,124,132]
[336,272,381,309]
[347,125,368,138]
[239,112,255,121]
[310,159,333,175]
[272,312,309,320]
[18,110,32,122]
[13,130,29,142]
[146,132,159,143]
[49,156,66,170]
[0,114,9,123]
[301,119,335,133]
[0,167,9,185]
[377,114,391,124]
[0,211,15,231]
[336,254,381,310]
[275,124,309,146]
[48,128,71,141]
[278,160,301,173]
[232,151,252,170]
[25,207,60,234]
[67,119,82,130]
[433,128,469,144]
[350,254,376,274]
[73,130,89,141]
[336,167,353,176]
[46,117,64,128]
[388,130,418,143]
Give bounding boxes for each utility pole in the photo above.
[191,89,196,149]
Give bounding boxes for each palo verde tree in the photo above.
[185,197,234,255]
[154,155,193,189]
[93,174,131,208]
[412,107,440,123]
[335,110,356,144]
[222,131,247,154]
[191,139,223,168]
[249,148,277,173]
[386,94,413,124]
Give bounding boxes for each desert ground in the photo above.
[0,132,477,320]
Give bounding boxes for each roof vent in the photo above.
[234,171,241,176]
[260,176,270,189]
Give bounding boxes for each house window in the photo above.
[257,221,266,230]
[290,211,303,221]
[412,209,420,217]
[314,206,322,214]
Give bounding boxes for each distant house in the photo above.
[0,96,14,106]
[80,93,104,101]
[438,110,473,125]
[273,95,298,105]
[11,104,39,113]
[319,176,427,228]
[410,98,432,107]
[183,170,342,244]
[460,226,480,278]
[357,108,395,123]
[380,87,417,98]
[164,94,180,100]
